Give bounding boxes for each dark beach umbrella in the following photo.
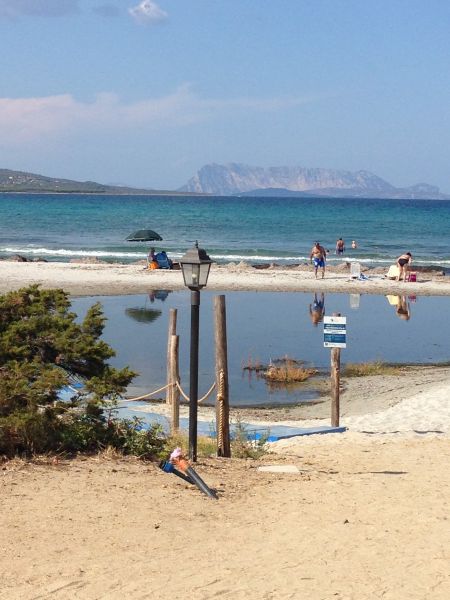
[126,229,162,242]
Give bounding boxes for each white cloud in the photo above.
[128,0,167,24]
[0,0,79,18]
[0,87,310,145]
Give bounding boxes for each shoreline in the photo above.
[130,365,450,436]
[1,259,449,296]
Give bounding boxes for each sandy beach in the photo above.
[0,259,449,296]
[1,259,450,599]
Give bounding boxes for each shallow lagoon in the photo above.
[72,291,450,407]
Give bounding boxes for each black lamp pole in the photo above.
[189,288,200,461]
[179,242,212,462]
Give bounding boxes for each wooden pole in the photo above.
[214,295,231,457]
[331,347,341,426]
[166,308,177,405]
[330,312,341,427]
[170,334,180,432]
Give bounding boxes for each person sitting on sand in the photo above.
[396,296,411,320]
[309,292,325,326]
[335,238,345,255]
[310,241,327,279]
[396,252,412,281]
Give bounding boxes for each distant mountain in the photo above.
[180,163,449,199]
[0,168,193,195]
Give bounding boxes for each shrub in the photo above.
[0,285,153,458]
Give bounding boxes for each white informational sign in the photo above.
[323,315,347,348]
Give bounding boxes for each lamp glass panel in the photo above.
[199,263,211,287]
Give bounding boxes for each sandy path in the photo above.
[2,435,450,600]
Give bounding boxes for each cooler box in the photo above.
[350,262,361,278]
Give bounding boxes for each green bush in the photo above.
[0,285,167,459]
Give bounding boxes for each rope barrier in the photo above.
[217,370,225,451]
[122,383,171,402]
[175,379,217,404]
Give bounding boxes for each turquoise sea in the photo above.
[1,193,450,269]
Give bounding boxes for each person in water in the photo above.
[335,238,345,255]
[309,292,325,326]
[351,240,357,249]
[396,252,412,281]
[310,241,327,279]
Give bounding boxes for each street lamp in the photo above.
[180,241,212,461]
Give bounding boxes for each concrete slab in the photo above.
[257,465,300,473]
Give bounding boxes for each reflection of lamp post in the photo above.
[180,241,212,461]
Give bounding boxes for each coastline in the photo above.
[1,259,449,296]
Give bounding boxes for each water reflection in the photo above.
[349,294,360,309]
[386,295,412,321]
[125,307,162,324]
[124,290,171,324]
[309,293,325,326]
[148,290,171,303]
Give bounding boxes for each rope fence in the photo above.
[122,374,221,405]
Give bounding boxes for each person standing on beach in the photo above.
[335,238,345,255]
[310,241,327,279]
[396,252,412,281]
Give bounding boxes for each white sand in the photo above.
[0,259,449,296]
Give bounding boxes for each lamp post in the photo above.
[180,241,212,461]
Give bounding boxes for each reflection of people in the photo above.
[309,241,327,279]
[309,293,325,326]
[351,240,357,249]
[335,238,345,255]
[396,252,412,281]
[395,296,411,320]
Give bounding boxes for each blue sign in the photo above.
[323,316,347,348]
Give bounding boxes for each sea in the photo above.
[1,193,450,269]
[1,193,449,409]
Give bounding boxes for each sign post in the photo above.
[323,314,347,427]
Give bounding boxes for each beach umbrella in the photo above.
[126,229,162,242]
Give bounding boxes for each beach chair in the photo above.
[350,262,361,279]
[155,251,173,269]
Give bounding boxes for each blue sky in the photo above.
[1,0,449,191]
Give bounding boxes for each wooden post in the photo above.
[169,334,180,432]
[330,312,341,427]
[166,308,177,405]
[331,347,341,426]
[214,295,231,457]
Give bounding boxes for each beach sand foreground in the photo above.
[1,434,450,599]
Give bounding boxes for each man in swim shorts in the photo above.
[310,241,327,279]
[396,252,412,281]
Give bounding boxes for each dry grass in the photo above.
[263,361,318,383]
[343,361,406,377]
[167,430,217,458]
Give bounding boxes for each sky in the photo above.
[1,0,449,191]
